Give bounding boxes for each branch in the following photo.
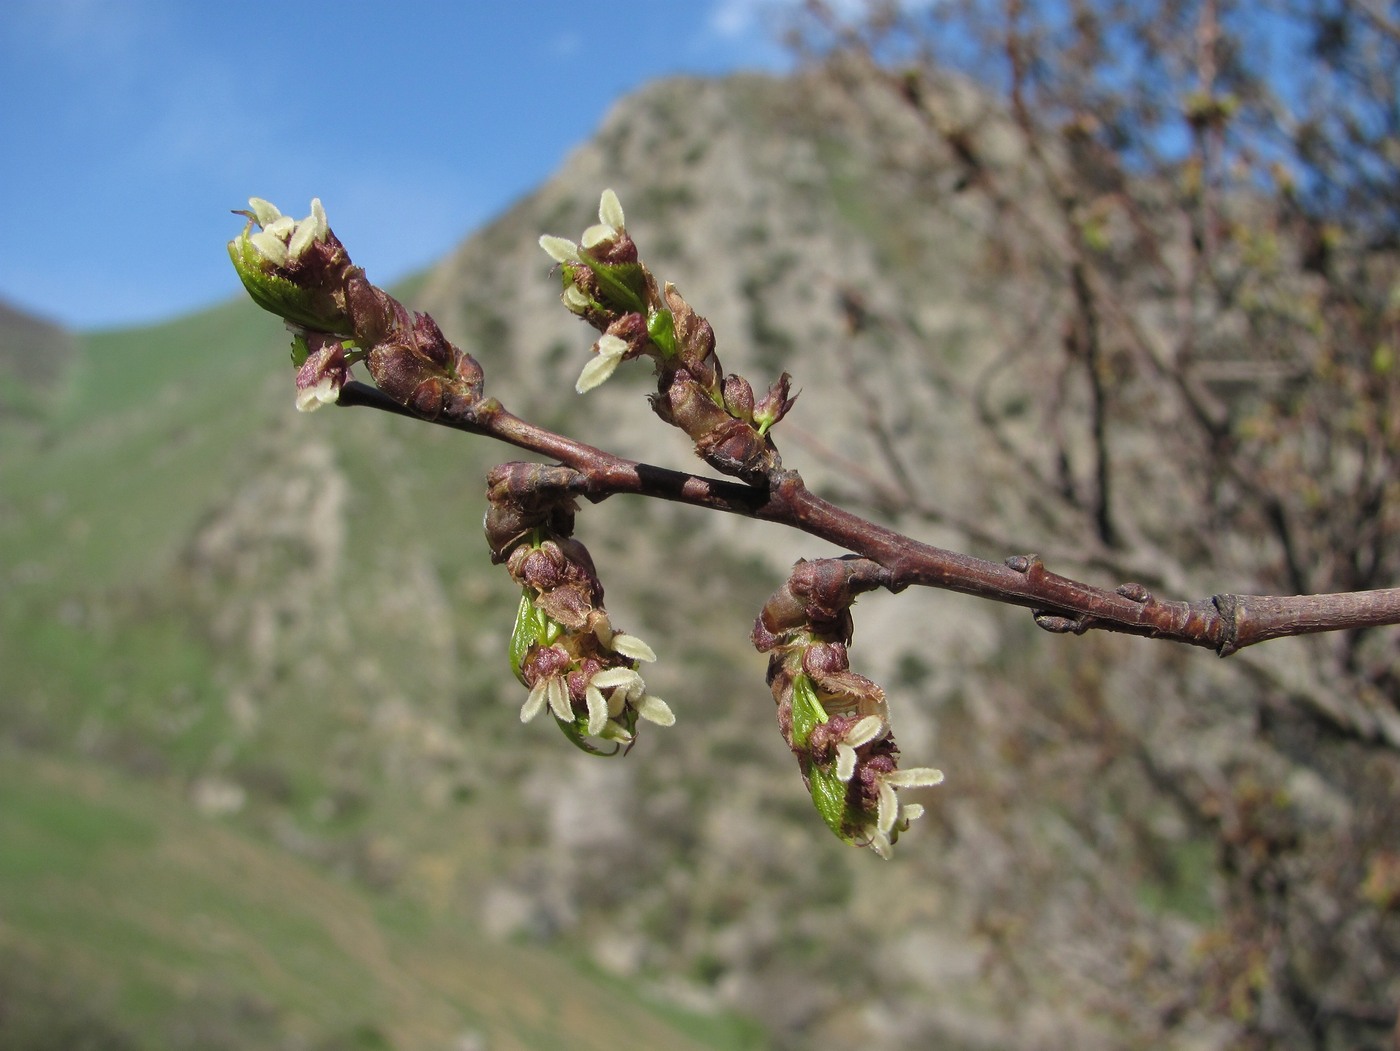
[337,381,1400,656]
[227,189,1400,858]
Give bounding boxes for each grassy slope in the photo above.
[0,296,764,1050]
[0,747,740,1051]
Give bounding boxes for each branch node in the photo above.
[1116,582,1154,604]
[1211,593,1243,657]
[1032,609,1091,635]
[1005,553,1042,574]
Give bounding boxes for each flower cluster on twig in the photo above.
[753,557,944,857]
[228,189,949,855]
[484,461,672,753]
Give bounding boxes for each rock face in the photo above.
[407,67,1399,1050]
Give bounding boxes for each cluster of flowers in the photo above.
[228,197,482,419]
[540,190,796,485]
[229,190,942,854]
[753,558,943,857]
[484,462,673,753]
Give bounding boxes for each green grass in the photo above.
[0,748,763,1051]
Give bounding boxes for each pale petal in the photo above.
[249,197,283,226]
[520,682,548,723]
[835,743,857,782]
[539,234,581,263]
[288,218,319,260]
[598,188,625,229]
[610,633,656,662]
[585,685,608,736]
[596,334,628,360]
[249,231,289,266]
[606,688,627,718]
[877,781,898,834]
[868,830,894,859]
[636,695,675,726]
[581,222,617,249]
[576,353,620,394]
[562,284,592,313]
[591,667,643,693]
[546,677,573,722]
[901,803,926,823]
[263,215,296,238]
[844,715,885,749]
[883,767,945,789]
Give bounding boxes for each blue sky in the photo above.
[0,0,795,331]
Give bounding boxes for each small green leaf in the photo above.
[807,763,853,841]
[790,673,827,746]
[508,589,545,685]
[289,332,310,367]
[646,307,677,357]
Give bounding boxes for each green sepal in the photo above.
[646,308,677,357]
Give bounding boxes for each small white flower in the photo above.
[874,765,944,837]
[539,234,582,264]
[295,374,339,413]
[561,284,592,315]
[575,334,629,393]
[834,715,885,782]
[244,197,329,266]
[521,674,571,724]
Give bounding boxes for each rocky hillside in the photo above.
[0,298,75,419]
[2,64,1396,1050]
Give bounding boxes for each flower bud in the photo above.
[228,197,356,334]
[293,332,349,412]
[753,372,798,435]
[722,374,755,420]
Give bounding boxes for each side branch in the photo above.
[338,382,1400,655]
